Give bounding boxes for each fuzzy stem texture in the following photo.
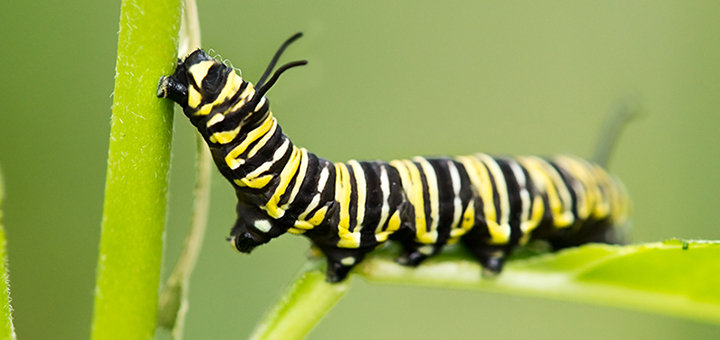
[91,0,182,339]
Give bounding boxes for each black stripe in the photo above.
[547,159,578,221]
[210,80,248,117]
[347,164,359,233]
[284,153,320,217]
[495,158,522,246]
[427,158,455,245]
[358,162,382,246]
[452,160,475,229]
[479,158,501,225]
[200,64,231,104]
[382,164,405,232]
[414,160,432,234]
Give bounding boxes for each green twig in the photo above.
[156,0,210,339]
[90,0,182,339]
[252,240,720,340]
[249,260,350,340]
[0,167,16,340]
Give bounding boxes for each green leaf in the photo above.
[360,240,720,324]
[90,0,182,339]
[253,240,720,340]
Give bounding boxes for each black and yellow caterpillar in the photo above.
[157,33,630,282]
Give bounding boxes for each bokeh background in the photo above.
[1,1,719,339]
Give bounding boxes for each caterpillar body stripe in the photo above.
[157,33,630,283]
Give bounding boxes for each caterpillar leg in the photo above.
[317,245,371,283]
[461,225,510,275]
[395,243,441,267]
[389,227,443,267]
[465,244,509,276]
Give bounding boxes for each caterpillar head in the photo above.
[227,204,287,253]
[157,33,307,124]
[157,49,234,118]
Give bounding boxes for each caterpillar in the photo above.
[157,33,630,283]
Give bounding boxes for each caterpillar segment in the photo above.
[157,33,630,283]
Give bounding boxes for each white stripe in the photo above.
[415,157,439,243]
[281,148,309,210]
[242,139,289,180]
[254,96,267,111]
[447,160,463,230]
[477,154,510,227]
[348,160,366,234]
[298,165,330,220]
[206,114,225,127]
[375,165,391,236]
[508,159,532,232]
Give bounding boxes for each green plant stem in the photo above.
[361,241,720,324]
[156,0,209,339]
[91,0,182,339]
[0,168,16,340]
[156,133,212,340]
[253,240,720,340]
[249,260,350,340]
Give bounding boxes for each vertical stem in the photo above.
[0,167,16,340]
[91,0,182,339]
[156,133,212,339]
[156,0,209,339]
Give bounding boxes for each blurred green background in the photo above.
[1,0,719,339]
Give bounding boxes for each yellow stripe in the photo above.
[209,125,242,144]
[280,148,309,211]
[186,61,215,110]
[507,158,543,245]
[390,160,420,242]
[287,227,305,235]
[399,160,431,244]
[234,175,272,189]
[335,163,359,248]
[476,154,511,244]
[590,164,612,219]
[348,160,367,235]
[414,157,439,244]
[456,156,506,244]
[376,210,401,243]
[293,204,329,230]
[265,146,302,219]
[245,115,278,159]
[188,86,202,109]
[555,156,595,220]
[188,61,214,85]
[307,205,329,226]
[449,200,475,243]
[612,175,630,224]
[239,139,289,185]
[224,114,276,170]
[229,84,256,112]
[212,72,242,106]
[518,156,574,227]
[297,166,330,221]
[537,157,575,226]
